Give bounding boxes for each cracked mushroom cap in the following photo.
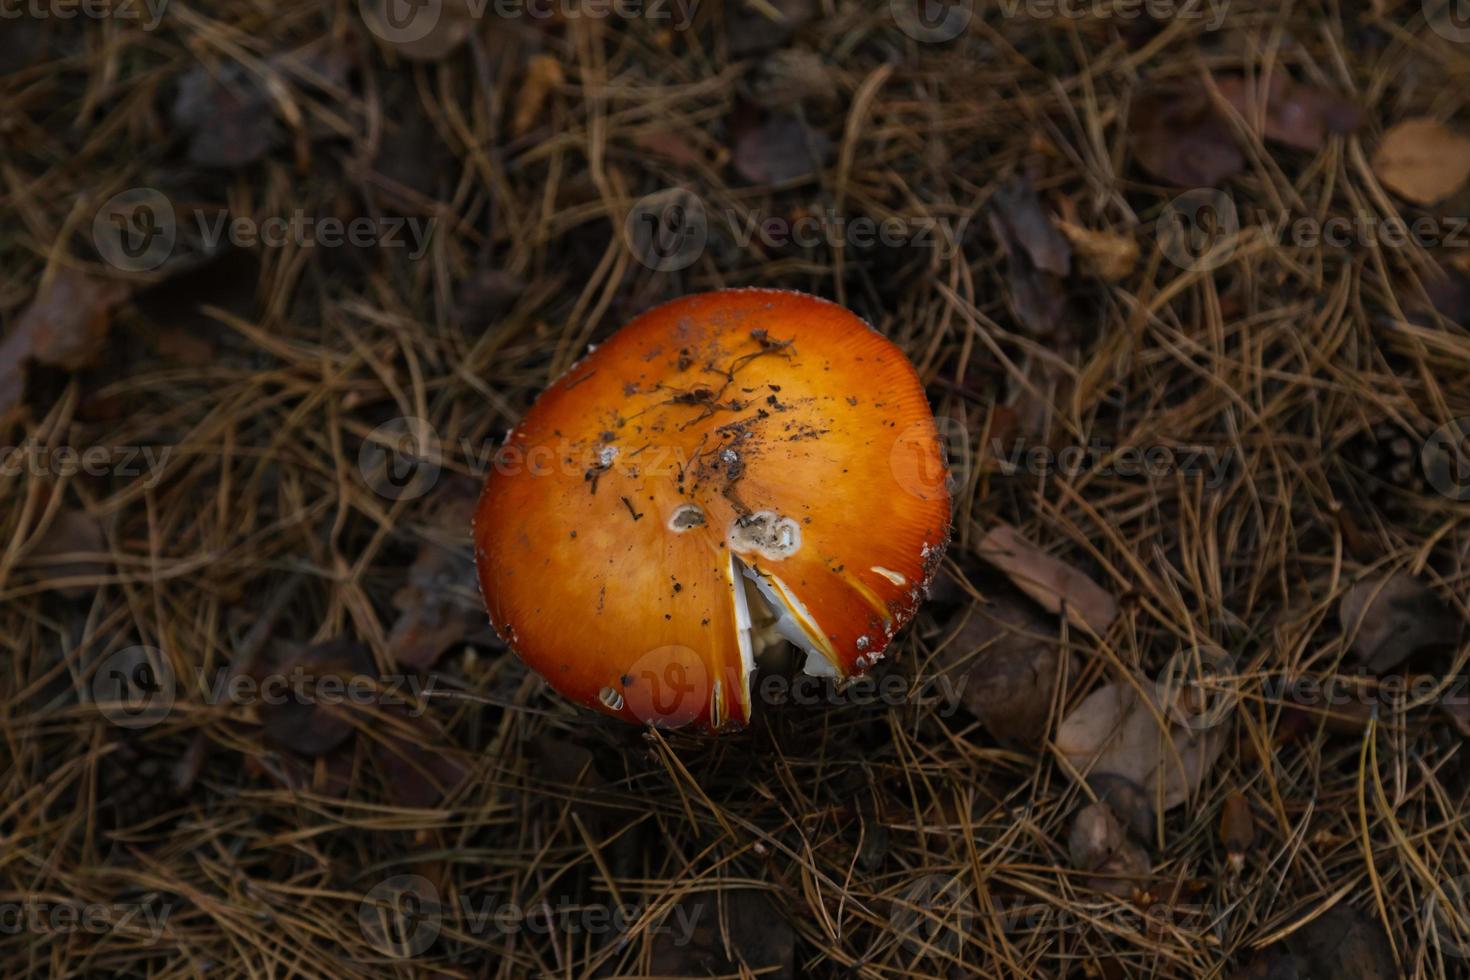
[474,288,950,731]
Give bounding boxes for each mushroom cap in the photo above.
[474,288,950,731]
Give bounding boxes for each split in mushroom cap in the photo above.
[474,288,951,731]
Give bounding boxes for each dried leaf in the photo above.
[1,269,130,416]
[511,55,565,138]
[1087,772,1155,843]
[1069,800,1125,871]
[389,488,484,670]
[1055,680,1225,811]
[172,62,277,168]
[632,128,706,169]
[992,179,1071,276]
[1214,74,1361,152]
[1130,88,1244,187]
[956,598,1076,747]
[976,523,1118,634]
[732,114,830,185]
[1372,119,1470,205]
[750,49,837,109]
[254,639,375,757]
[1338,573,1459,673]
[1281,905,1397,980]
[370,708,469,808]
[1055,219,1139,282]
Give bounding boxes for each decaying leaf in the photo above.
[1055,679,1225,811]
[1280,905,1397,980]
[954,596,1076,747]
[1069,800,1150,897]
[254,639,375,757]
[172,61,278,168]
[1214,74,1360,152]
[632,128,706,169]
[976,523,1118,634]
[1372,119,1470,206]
[732,114,830,185]
[1338,572,1459,673]
[750,49,837,108]
[389,484,485,670]
[511,55,565,138]
[1087,772,1155,843]
[370,707,469,808]
[1054,219,1139,282]
[1,269,131,416]
[1130,87,1245,187]
[991,179,1072,276]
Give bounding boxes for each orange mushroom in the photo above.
[474,289,950,731]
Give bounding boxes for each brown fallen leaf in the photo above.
[369,707,469,808]
[632,128,706,170]
[1055,679,1225,811]
[1069,800,1150,897]
[25,508,106,598]
[1219,792,1254,873]
[1087,772,1155,843]
[991,178,1071,276]
[1373,119,1470,205]
[1130,88,1244,187]
[750,49,837,108]
[511,55,565,138]
[1214,74,1360,153]
[1338,572,1459,673]
[254,639,376,757]
[389,484,485,670]
[976,523,1118,634]
[1,269,131,416]
[172,61,278,168]
[1055,219,1139,282]
[732,113,830,185]
[954,596,1077,747]
[1280,904,1397,979]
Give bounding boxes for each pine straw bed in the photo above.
[3,2,1470,977]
